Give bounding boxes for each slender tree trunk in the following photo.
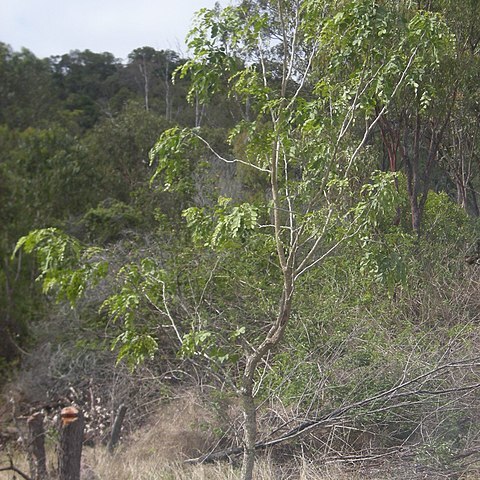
[164,61,172,121]
[195,94,205,127]
[237,130,295,480]
[241,385,257,480]
[403,113,429,235]
[470,182,480,217]
[403,151,421,234]
[457,179,468,211]
[377,114,401,224]
[139,57,149,112]
[239,288,293,480]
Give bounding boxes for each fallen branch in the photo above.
[186,358,480,464]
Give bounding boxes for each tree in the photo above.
[50,50,122,129]
[80,101,172,203]
[0,43,58,129]
[372,1,457,233]
[438,0,480,216]
[157,3,453,474]
[15,1,453,479]
[126,47,181,118]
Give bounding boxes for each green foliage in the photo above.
[182,197,259,248]
[97,258,169,367]
[318,0,454,116]
[179,329,236,364]
[178,4,267,105]
[2,125,95,220]
[81,102,172,202]
[359,231,410,295]
[82,198,142,243]
[4,6,480,468]
[422,191,474,242]
[14,228,82,278]
[149,127,198,193]
[111,330,158,370]
[0,43,59,128]
[352,171,400,229]
[13,228,108,305]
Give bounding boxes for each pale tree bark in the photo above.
[164,60,172,121]
[194,93,205,128]
[241,287,293,480]
[138,57,150,112]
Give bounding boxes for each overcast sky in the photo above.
[0,0,226,61]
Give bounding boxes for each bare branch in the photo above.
[345,45,420,175]
[191,132,271,173]
[294,219,367,280]
[186,358,480,464]
[0,456,32,480]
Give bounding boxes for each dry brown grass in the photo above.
[87,448,379,480]
[80,390,389,480]
[3,389,480,480]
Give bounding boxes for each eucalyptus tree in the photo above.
[50,50,122,129]
[438,0,480,216]
[373,1,457,233]
[15,1,453,478]
[126,47,181,118]
[0,43,58,128]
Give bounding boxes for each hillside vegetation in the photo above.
[1,1,480,479]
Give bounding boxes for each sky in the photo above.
[0,0,226,61]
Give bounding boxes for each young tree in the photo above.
[15,1,453,479]
[150,2,452,475]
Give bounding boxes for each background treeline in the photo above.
[1,0,480,477]
[0,42,237,370]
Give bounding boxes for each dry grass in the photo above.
[80,391,396,480]
[87,448,383,480]
[3,389,480,480]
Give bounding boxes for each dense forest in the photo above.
[1,1,480,479]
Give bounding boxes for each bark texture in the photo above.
[58,408,84,480]
[26,413,47,480]
[108,404,127,453]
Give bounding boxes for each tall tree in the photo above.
[152,1,455,476]
[126,47,180,118]
[0,43,58,128]
[373,1,456,233]
[438,0,480,216]
[51,50,122,128]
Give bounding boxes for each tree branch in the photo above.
[186,358,480,464]
[0,457,32,480]
[191,132,270,173]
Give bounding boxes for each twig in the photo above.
[0,456,32,480]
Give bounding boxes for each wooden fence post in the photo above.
[58,407,84,480]
[26,412,48,480]
[108,404,127,453]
